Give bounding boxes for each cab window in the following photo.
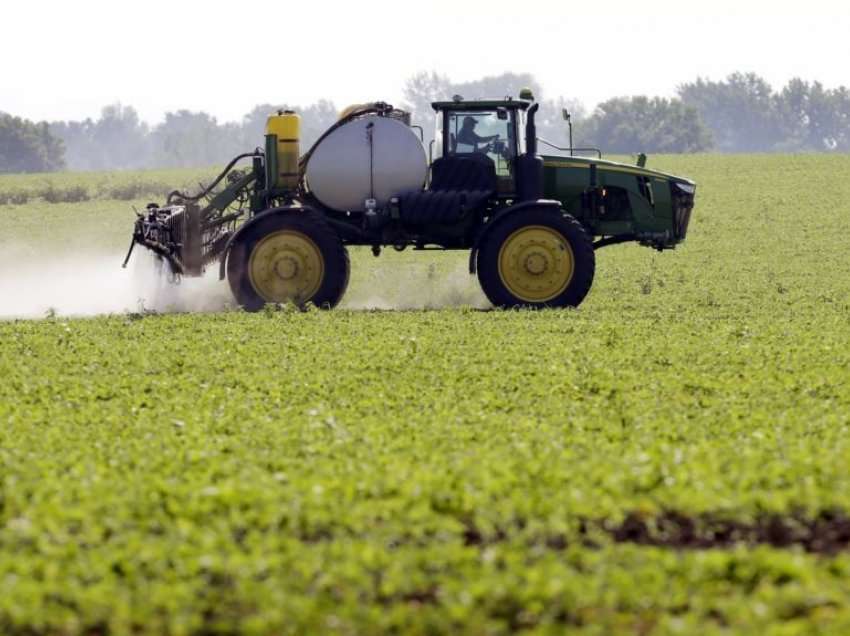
[445,110,517,178]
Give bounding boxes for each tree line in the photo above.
[2,71,849,173]
[0,114,65,173]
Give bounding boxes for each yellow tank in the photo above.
[265,111,300,189]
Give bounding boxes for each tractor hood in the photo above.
[541,154,695,186]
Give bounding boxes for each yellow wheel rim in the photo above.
[497,225,575,303]
[248,230,324,303]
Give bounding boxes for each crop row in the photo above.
[2,154,850,633]
[0,167,218,206]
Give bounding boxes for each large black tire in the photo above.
[226,212,350,311]
[476,208,595,309]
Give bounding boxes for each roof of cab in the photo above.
[431,98,532,111]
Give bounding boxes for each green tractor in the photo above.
[125,92,696,309]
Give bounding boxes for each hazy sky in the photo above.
[2,0,848,124]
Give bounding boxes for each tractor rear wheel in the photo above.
[476,208,595,309]
[227,212,350,311]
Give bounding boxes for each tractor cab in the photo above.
[431,96,531,198]
[393,95,542,235]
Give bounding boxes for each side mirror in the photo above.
[497,108,508,121]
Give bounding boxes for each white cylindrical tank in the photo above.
[305,115,427,212]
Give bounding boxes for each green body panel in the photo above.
[541,154,695,247]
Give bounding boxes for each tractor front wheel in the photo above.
[477,208,595,309]
[227,212,350,311]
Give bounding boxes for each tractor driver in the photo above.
[456,116,499,153]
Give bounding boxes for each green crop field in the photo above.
[1,155,850,634]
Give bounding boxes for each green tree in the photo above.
[90,104,151,168]
[678,73,781,152]
[536,97,588,151]
[401,71,453,128]
[680,73,850,152]
[51,103,151,170]
[0,114,65,173]
[151,111,243,168]
[579,96,712,153]
[775,79,850,151]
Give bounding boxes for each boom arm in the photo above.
[123,156,262,277]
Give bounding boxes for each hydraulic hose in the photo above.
[167,152,263,204]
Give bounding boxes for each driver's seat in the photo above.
[397,154,496,225]
[430,154,497,191]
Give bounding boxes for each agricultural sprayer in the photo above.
[124,91,696,309]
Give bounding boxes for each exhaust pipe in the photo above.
[516,103,543,201]
[525,102,539,156]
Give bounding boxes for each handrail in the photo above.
[537,137,602,159]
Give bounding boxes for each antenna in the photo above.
[563,108,574,156]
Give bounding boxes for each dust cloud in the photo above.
[0,248,233,320]
[341,258,490,311]
[0,247,491,320]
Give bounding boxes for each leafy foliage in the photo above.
[679,72,850,152]
[151,111,244,169]
[2,155,850,632]
[578,96,713,153]
[0,167,218,206]
[8,71,846,173]
[0,114,65,174]
[401,70,453,128]
[50,104,151,171]
[0,71,847,176]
